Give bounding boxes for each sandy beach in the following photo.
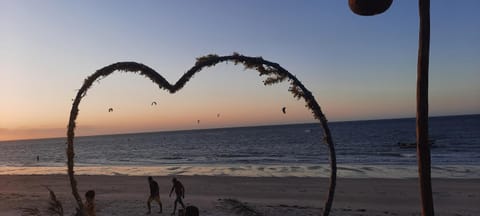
[1,175,478,216]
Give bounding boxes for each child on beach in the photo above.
[84,190,96,216]
[169,177,185,215]
[147,176,163,214]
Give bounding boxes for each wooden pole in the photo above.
[416,0,434,215]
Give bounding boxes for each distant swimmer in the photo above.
[151,101,157,106]
[108,108,113,112]
[282,107,286,114]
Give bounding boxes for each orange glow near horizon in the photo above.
[0,74,319,141]
[0,105,316,141]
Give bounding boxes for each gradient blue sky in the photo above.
[1,1,479,140]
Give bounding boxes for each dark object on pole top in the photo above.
[348,0,393,16]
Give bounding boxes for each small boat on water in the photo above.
[397,139,435,149]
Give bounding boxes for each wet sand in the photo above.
[1,175,478,215]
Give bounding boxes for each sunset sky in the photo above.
[1,1,479,141]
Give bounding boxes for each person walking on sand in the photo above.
[169,177,185,215]
[147,176,163,214]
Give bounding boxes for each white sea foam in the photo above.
[1,164,479,179]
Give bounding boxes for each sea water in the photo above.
[1,114,479,178]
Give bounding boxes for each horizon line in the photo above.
[1,113,478,143]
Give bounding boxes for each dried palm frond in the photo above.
[219,198,262,216]
[45,187,64,216]
[20,207,41,216]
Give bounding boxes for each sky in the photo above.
[1,0,479,141]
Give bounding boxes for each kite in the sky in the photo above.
[217,113,220,118]
[282,107,286,114]
[108,108,113,112]
[151,101,157,106]
[197,120,200,124]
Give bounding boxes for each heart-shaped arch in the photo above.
[67,53,337,216]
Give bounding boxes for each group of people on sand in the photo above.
[147,176,186,215]
[84,176,197,216]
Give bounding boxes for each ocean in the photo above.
[1,114,479,178]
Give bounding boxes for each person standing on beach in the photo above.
[84,190,96,216]
[147,176,163,214]
[169,177,185,215]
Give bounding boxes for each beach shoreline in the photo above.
[1,175,478,215]
[1,164,479,179]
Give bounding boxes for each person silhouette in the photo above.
[147,176,162,214]
[169,177,185,215]
[84,190,95,216]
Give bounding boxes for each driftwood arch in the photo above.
[67,53,337,216]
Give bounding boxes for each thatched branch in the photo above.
[67,53,337,216]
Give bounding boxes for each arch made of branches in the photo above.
[67,53,337,216]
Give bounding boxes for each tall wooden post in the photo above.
[416,0,434,215]
[348,0,434,215]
